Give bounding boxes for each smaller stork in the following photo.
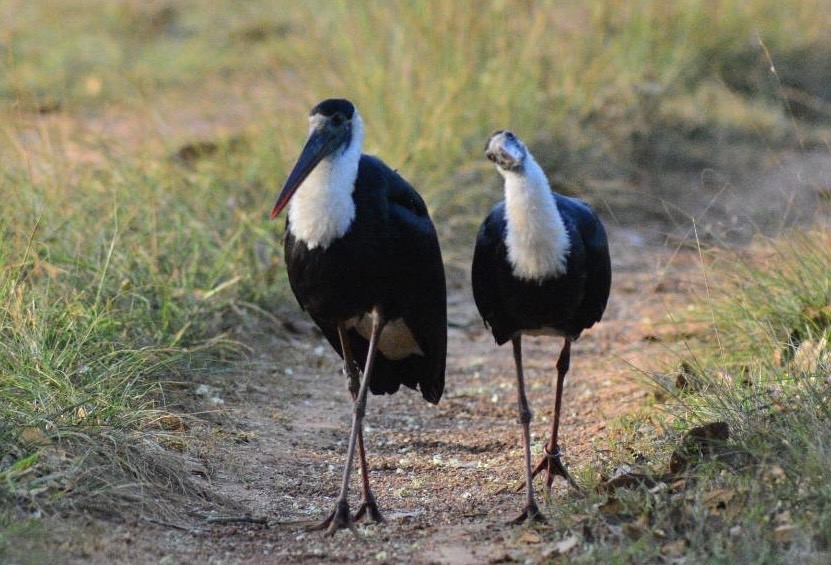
[472,130,611,523]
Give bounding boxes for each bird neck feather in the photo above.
[502,155,570,280]
[288,116,364,250]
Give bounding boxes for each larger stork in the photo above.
[472,130,611,523]
[270,99,447,535]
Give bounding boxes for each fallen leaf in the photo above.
[792,338,827,373]
[669,421,730,473]
[773,524,797,544]
[623,515,650,539]
[20,427,51,446]
[675,361,702,392]
[661,538,688,557]
[766,465,787,482]
[517,530,541,544]
[773,510,792,525]
[803,303,831,325]
[671,478,689,491]
[598,497,624,515]
[542,534,580,556]
[157,414,187,432]
[703,488,736,511]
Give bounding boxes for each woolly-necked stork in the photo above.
[270,99,447,535]
[472,130,611,523]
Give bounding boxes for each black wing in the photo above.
[378,158,447,403]
[471,202,511,343]
[556,195,611,330]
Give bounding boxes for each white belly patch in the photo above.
[346,315,424,360]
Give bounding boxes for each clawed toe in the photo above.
[306,510,335,532]
[528,445,582,493]
[353,493,384,524]
[308,496,383,535]
[307,500,358,536]
[510,502,546,525]
[324,518,357,537]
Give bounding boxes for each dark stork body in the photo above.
[271,99,446,535]
[472,130,611,523]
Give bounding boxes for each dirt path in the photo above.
[58,227,703,564]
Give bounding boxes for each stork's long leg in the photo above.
[510,336,545,524]
[308,323,382,532]
[337,324,382,524]
[321,308,386,536]
[529,339,582,493]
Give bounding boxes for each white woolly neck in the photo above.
[500,153,571,280]
[287,111,364,250]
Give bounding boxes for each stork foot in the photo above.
[525,445,582,494]
[509,501,546,525]
[306,510,334,532]
[353,491,384,524]
[307,499,357,536]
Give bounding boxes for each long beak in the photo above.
[270,127,347,219]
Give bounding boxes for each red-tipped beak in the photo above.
[270,126,347,219]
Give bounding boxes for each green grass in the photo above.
[1,0,831,561]
[558,229,830,562]
[688,231,831,560]
[0,152,284,522]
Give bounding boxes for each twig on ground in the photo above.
[140,515,203,535]
[205,515,269,525]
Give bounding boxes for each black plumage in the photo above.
[285,154,446,403]
[472,195,610,344]
[472,130,611,524]
[270,99,446,535]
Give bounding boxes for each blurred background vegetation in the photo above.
[1,0,830,560]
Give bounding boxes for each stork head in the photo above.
[271,99,362,219]
[485,130,527,173]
